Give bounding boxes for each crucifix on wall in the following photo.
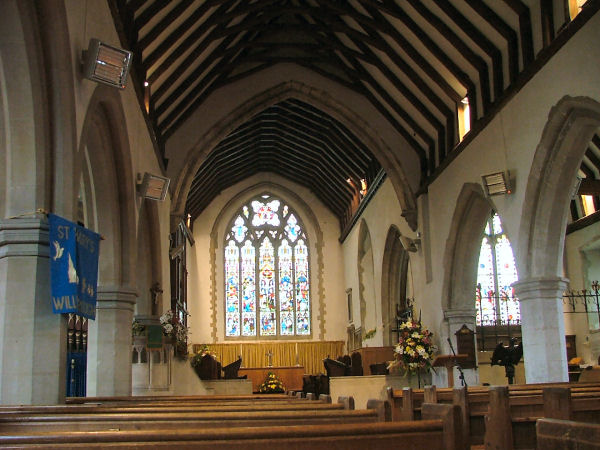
[266,350,273,367]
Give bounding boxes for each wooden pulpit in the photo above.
[432,354,468,387]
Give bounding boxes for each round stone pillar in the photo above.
[512,277,569,383]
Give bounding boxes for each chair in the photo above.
[197,354,220,380]
[323,358,349,377]
[222,357,243,379]
[351,352,363,376]
[370,362,389,375]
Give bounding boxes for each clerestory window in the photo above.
[224,194,310,338]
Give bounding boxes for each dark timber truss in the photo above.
[108,0,600,229]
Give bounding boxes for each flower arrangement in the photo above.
[388,320,436,375]
[159,309,189,358]
[258,371,285,393]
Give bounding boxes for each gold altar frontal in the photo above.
[239,366,305,392]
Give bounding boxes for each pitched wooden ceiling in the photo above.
[108,0,598,228]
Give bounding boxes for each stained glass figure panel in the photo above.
[295,239,310,335]
[232,216,247,243]
[241,241,256,336]
[225,241,240,336]
[279,240,294,335]
[259,238,276,336]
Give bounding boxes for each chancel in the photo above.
[2,0,600,448]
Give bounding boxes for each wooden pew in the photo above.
[0,420,449,449]
[64,393,303,404]
[388,382,600,447]
[536,418,600,449]
[484,385,600,449]
[0,400,349,416]
[421,403,465,450]
[0,408,387,433]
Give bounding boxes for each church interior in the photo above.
[2,0,600,447]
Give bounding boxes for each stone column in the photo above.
[513,277,569,383]
[443,308,479,387]
[87,286,137,396]
[0,217,67,404]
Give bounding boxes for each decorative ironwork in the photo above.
[563,281,600,330]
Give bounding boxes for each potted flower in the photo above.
[258,371,285,393]
[388,320,436,380]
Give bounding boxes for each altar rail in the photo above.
[192,341,345,375]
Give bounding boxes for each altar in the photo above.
[238,366,305,392]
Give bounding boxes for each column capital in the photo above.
[97,285,138,311]
[444,308,477,321]
[512,277,569,301]
[0,217,49,259]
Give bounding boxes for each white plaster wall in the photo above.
[187,172,347,344]
[342,179,422,347]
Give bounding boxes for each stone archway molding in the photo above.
[171,80,418,231]
[514,96,600,383]
[441,183,492,313]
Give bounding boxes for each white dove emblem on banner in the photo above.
[52,241,64,261]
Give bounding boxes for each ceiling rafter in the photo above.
[108,0,582,230]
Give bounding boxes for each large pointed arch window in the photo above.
[475,212,520,326]
[224,194,310,338]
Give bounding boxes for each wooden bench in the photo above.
[485,385,600,449]
[0,399,349,416]
[536,418,600,449]
[387,382,600,447]
[0,420,449,449]
[0,408,387,433]
[64,393,304,404]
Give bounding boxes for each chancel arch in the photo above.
[380,226,411,346]
[170,79,418,231]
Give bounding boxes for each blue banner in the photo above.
[48,214,101,319]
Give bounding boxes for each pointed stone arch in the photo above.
[441,183,493,314]
[171,80,418,231]
[518,96,600,280]
[78,85,137,396]
[514,96,600,383]
[357,219,377,338]
[380,226,411,346]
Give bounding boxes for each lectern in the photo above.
[432,354,468,387]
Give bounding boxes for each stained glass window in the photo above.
[475,212,520,326]
[225,194,311,338]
